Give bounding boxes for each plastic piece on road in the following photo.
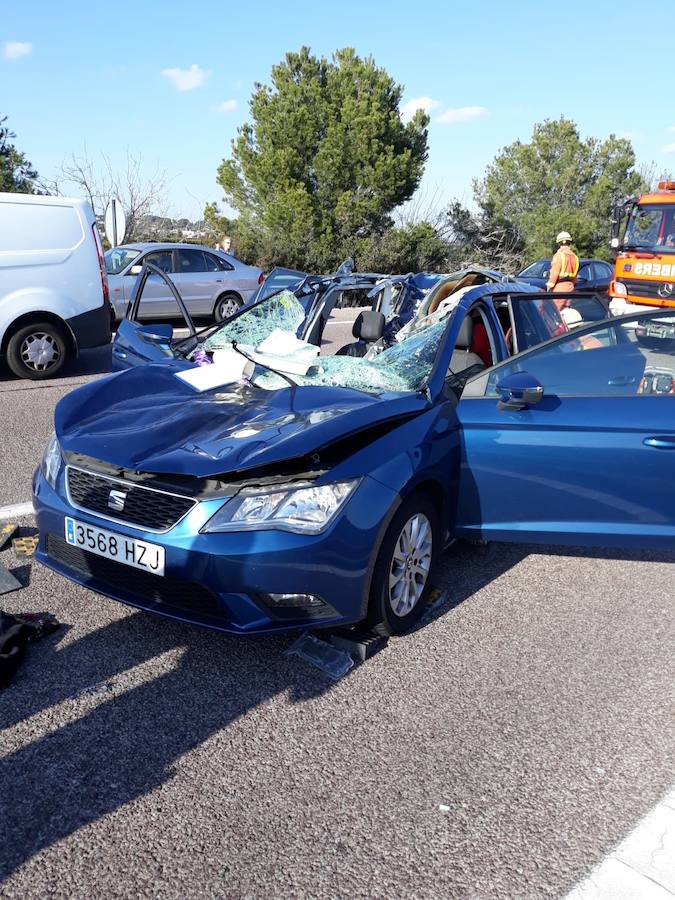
[0,564,22,596]
[0,523,19,551]
[12,536,38,558]
[0,610,61,689]
[285,631,354,680]
[328,628,389,662]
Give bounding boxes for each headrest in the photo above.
[353,309,385,342]
[456,316,474,349]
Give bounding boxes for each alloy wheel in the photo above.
[20,332,61,373]
[217,296,240,320]
[388,512,433,617]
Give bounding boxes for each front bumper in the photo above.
[32,468,397,635]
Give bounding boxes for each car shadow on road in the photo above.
[0,610,333,880]
[416,539,675,632]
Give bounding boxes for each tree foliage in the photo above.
[0,116,38,193]
[472,117,646,262]
[202,202,235,248]
[218,47,429,271]
[357,222,449,274]
[53,149,169,242]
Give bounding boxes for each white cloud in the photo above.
[662,142,675,154]
[218,99,237,114]
[161,63,210,92]
[435,105,489,125]
[400,96,441,124]
[667,126,675,134]
[3,41,32,60]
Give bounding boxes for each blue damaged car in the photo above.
[33,266,675,637]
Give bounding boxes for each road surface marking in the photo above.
[0,502,34,521]
[565,786,675,898]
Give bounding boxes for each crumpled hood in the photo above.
[55,364,426,477]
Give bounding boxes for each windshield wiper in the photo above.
[230,340,298,388]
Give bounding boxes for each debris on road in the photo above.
[0,522,19,551]
[328,628,388,662]
[0,564,23,596]
[285,631,354,680]
[12,536,38,558]
[0,609,61,689]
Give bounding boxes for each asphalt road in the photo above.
[1,312,674,898]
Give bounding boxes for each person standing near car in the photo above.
[546,232,579,301]
[221,235,232,254]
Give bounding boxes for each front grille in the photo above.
[46,535,223,619]
[619,278,672,302]
[66,467,196,532]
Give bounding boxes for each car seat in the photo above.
[336,310,385,357]
[450,317,485,373]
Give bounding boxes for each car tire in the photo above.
[366,493,439,637]
[6,321,70,380]
[214,292,242,322]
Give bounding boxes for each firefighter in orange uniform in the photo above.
[546,232,579,307]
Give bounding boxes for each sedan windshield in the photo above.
[105,247,141,274]
[191,288,446,396]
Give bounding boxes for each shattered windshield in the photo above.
[254,319,447,395]
[202,290,308,352]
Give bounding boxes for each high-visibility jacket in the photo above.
[547,246,579,290]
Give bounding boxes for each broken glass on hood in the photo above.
[254,319,447,396]
[202,291,308,353]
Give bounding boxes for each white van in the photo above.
[0,192,112,379]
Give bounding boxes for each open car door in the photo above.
[112,263,197,371]
[455,310,675,549]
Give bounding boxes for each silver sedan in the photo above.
[105,243,263,321]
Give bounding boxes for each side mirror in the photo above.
[497,371,544,411]
[127,264,143,276]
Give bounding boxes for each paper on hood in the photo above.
[176,349,254,392]
[256,328,319,359]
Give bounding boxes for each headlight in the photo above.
[42,432,62,489]
[202,480,359,535]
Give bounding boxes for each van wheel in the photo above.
[366,494,439,637]
[6,322,70,380]
[214,292,242,322]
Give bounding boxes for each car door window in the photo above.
[176,249,209,273]
[143,250,174,273]
[510,296,567,351]
[473,313,675,398]
[577,264,591,283]
[520,261,548,278]
[206,252,233,272]
[592,262,612,280]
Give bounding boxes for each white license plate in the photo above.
[65,517,165,576]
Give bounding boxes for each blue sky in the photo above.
[2,0,674,220]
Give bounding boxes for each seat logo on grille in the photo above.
[108,489,128,512]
